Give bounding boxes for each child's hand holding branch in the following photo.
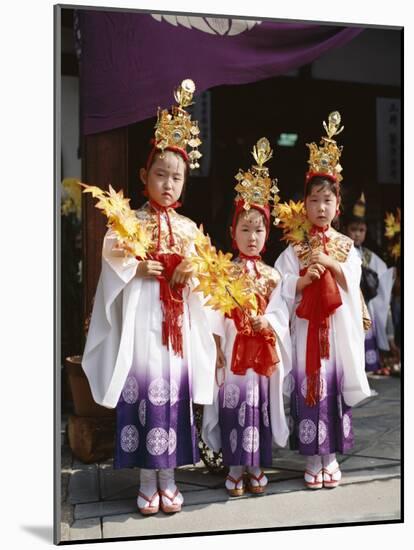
[170,259,194,287]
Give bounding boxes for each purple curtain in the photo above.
[77,11,363,135]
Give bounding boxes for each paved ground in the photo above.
[59,375,401,543]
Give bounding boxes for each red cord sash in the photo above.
[229,294,279,377]
[149,252,185,357]
[296,268,342,405]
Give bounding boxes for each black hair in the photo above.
[145,148,189,203]
[305,175,341,229]
[343,214,367,228]
[305,175,339,199]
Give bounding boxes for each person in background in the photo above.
[343,193,395,376]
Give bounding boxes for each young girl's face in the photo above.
[140,150,186,207]
[346,221,367,247]
[233,209,267,256]
[305,185,338,228]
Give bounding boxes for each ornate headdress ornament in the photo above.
[234,137,281,225]
[154,79,202,169]
[352,192,366,218]
[306,111,344,184]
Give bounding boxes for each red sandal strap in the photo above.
[138,490,159,505]
[226,475,244,486]
[159,487,180,504]
[248,471,265,483]
[322,467,340,479]
[305,469,322,481]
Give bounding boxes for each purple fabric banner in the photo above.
[77,11,363,135]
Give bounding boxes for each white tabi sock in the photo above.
[158,468,184,505]
[246,465,268,488]
[305,454,322,474]
[322,453,341,482]
[138,468,159,509]
[322,453,340,472]
[225,465,245,491]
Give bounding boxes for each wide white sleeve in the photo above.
[274,246,301,318]
[334,244,371,406]
[193,286,225,339]
[368,252,395,350]
[264,281,292,447]
[82,231,141,408]
[185,288,217,406]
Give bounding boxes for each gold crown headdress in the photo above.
[306,111,344,184]
[154,79,202,170]
[352,192,366,218]
[234,137,281,226]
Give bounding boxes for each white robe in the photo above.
[82,231,216,409]
[358,247,395,351]
[275,244,370,408]
[201,277,292,451]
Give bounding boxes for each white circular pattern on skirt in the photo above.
[170,380,179,406]
[365,349,378,365]
[288,415,295,434]
[262,401,270,427]
[318,420,327,445]
[148,378,170,406]
[168,428,177,455]
[146,427,169,455]
[299,419,317,444]
[138,399,146,426]
[230,428,238,453]
[223,383,240,409]
[122,375,139,404]
[300,376,327,401]
[242,426,260,453]
[343,413,351,438]
[238,401,246,427]
[120,424,139,453]
[246,379,259,407]
[284,372,296,394]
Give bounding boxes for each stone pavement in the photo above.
[59,375,401,543]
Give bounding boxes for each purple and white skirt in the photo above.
[218,370,273,467]
[286,365,354,456]
[114,367,199,469]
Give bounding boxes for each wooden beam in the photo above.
[81,127,129,334]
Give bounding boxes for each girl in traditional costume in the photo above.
[82,80,216,515]
[202,138,291,497]
[275,112,371,489]
[343,194,396,375]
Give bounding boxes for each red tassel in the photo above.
[297,268,342,406]
[319,318,330,359]
[305,372,321,407]
[158,277,184,357]
[228,294,280,378]
[151,253,185,357]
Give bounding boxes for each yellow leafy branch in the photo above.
[384,209,401,239]
[61,178,82,220]
[190,230,257,316]
[276,200,312,244]
[384,208,401,260]
[79,182,151,258]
